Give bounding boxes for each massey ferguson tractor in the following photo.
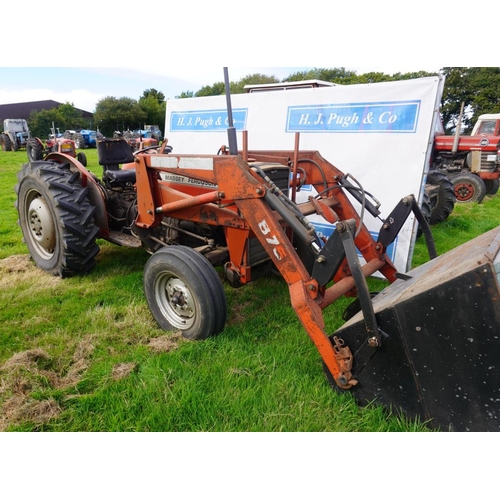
[26,133,87,166]
[430,111,500,203]
[14,75,500,432]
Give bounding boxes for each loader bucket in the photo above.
[331,226,500,431]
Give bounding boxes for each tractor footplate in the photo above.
[107,231,142,248]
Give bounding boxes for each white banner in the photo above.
[165,76,444,273]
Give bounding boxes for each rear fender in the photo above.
[45,152,109,235]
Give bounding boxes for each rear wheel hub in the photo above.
[27,196,56,256]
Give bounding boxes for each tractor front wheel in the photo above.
[451,173,487,203]
[1,133,12,151]
[77,152,87,167]
[143,246,227,340]
[15,161,100,277]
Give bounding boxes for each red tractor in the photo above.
[26,135,87,166]
[430,112,500,203]
[113,130,159,152]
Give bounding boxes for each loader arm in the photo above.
[216,156,358,387]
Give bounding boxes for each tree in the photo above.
[176,90,194,99]
[138,94,166,132]
[195,82,226,97]
[440,67,476,133]
[441,67,500,133]
[28,102,90,138]
[94,96,147,137]
[391,70,438,81]
[230,73,280,94]
[190,73,281,98]
[141,88,165,103]
[28,108,60,139]
[285,67,358,84]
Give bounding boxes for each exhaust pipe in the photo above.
[223,67,238,155]
[452,102,465,153]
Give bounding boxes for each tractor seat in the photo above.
[97,138,135,171]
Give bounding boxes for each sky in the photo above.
[1,1,481,115]
[0,67,318,112]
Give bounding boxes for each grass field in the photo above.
[1,147,500,432]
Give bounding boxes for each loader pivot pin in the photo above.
[332,336,358,387]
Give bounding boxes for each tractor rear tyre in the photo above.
[143,246,227,340]
[426,171,455,224]
[26,138,44,161]
[15,161,100,277]
[451,173,487,203]
[73,133,85,149]
[1,133,12,151]
[485,179,500,196]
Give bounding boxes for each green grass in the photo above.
[1,147,499,432]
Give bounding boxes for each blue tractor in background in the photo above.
[63,129,103,148]
[144,124,163,141]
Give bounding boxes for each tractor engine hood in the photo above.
[434,134,500,152]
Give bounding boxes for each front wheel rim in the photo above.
[155,272,196,330]
[455,183,474,201]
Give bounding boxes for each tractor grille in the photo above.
[479,151,500,172]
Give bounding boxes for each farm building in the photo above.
[0,100,93,126]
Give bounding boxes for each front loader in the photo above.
[14,121,500,432]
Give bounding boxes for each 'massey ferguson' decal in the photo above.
[151,156,214,170]
[159,172,217,188]
[286,100,421,133]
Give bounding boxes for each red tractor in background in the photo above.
[430,111,500,203]
[26,129,87,166]
[113,129,159,152]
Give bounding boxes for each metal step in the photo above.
[106,231,142,248]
